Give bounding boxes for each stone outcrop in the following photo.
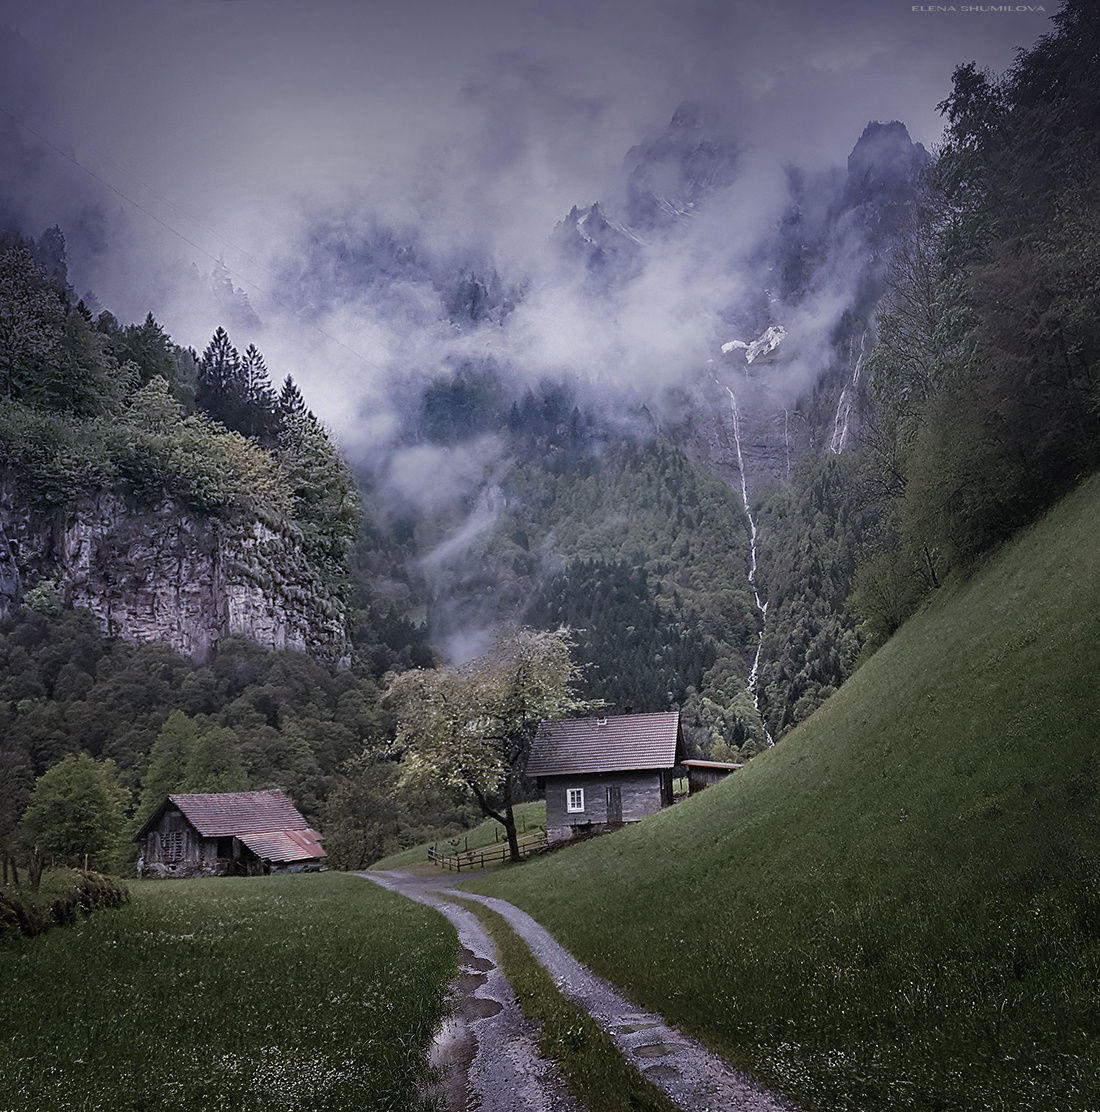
[0,472,349,665]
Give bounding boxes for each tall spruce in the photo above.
[196,326,243,429]
[279,374,308,420]
[240,343,278,442]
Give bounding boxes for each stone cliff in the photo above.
[0,471,349,665]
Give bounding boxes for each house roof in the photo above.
[527,711,683,776]
[238,828,326,864]
[682,759,744,771]
[134,789,326,862]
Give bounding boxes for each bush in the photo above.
[0,868,129,942]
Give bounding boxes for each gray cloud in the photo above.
[0,0,1053,448]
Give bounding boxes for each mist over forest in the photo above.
[2,0,1091,846]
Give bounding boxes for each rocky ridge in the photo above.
[0,471,349,665]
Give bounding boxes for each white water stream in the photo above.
[827,330,866,454]
[716,377,774,747]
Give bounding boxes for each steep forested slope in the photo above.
[0,238,360,662]
[474,473,1100,1112]
[418,431,778,755]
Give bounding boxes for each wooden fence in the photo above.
[428,829,548,871]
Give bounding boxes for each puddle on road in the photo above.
[421,946,504,1111]
[425,1014,476,1112]
[633,1042,687,1059]
[459,946,495,972]
[611,1022,661,1035]
[466,997,503,1019]
[457,969,489,993]
[640,1064,681,1083]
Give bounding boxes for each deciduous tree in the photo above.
[21,753,129,875]
[387,627,585,861]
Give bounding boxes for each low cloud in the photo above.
[0,0,1050,457]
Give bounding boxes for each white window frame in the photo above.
[566,787,585,814]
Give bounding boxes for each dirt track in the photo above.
[365,870,799,1112]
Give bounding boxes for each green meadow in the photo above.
[0,873,455,1112]
[472,474,1100,1111]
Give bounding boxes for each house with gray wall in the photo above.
[527,711,684,843]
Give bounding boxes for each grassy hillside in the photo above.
[371,800,546,873]
[472,473,1100,1112]
[0,873,455,1112]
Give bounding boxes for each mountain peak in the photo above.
[623,103,739,232]
[846,120,930,196]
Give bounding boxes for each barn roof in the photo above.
[527,711,683,776]
[134,789,326,863]
[238,828,325,864]
[682,759,744,770]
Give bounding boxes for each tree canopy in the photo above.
[387,627,585,859]
[21,753,129,872]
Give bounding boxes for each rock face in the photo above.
[0,472,349,665]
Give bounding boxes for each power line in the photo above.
[0,104,388,376]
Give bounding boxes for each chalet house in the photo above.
[135,789,325,878]
[528,711,684,843]
[682,758,743,794]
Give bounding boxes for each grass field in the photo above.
[371,800,546,873]
[472,473,1100,1111]
[0,872,456,1112]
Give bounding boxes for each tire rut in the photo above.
[458,889,800,1112]
[365,870,801,1112]
[363,872,585,1112]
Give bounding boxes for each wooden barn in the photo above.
[134,789,325,878]
[528,711,684,843]
[682,758,743,794]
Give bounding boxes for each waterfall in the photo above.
[718,377,774,747]
[828,330,867,454]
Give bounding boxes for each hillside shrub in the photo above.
[0,869,129,942]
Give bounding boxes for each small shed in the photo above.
[682,759,743,795]
[134,789,325,878]
[528,711,684,843]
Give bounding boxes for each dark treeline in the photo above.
[528,557,717,713]
[757,453,871,735]
[853,0,1100,641]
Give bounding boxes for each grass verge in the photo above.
[0,872,456,1112]
[452,895,678,1112]
[472,473,1100,1112]
[370,800,546,873]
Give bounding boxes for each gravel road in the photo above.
[457,888,799,1112]
[365,871,585,1112]
[365,870,800,1112]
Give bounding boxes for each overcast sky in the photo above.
[0,0,1054,443]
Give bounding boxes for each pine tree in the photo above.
[182,725,248,794]
[278,409,361,592]
[118,313,176,388]
[140,710,201,815]
[33,225,68,291]
[139,711,248,813]
[278,374,308,420]
[240,343,278,441]
[197,326,248,432]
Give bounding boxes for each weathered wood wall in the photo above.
[544,770,666,843]
[137,807,245,878]
[686,766,736,794]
